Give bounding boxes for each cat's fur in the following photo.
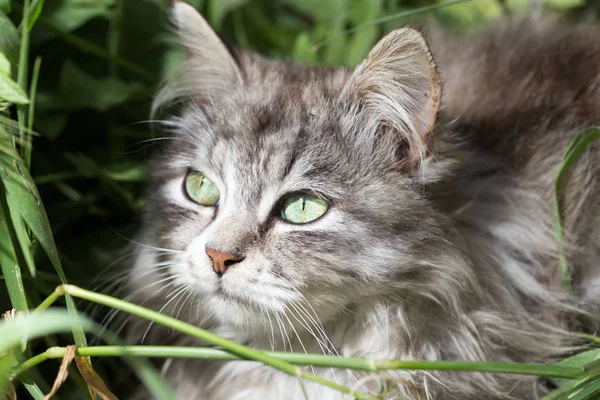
[125,2,600,399]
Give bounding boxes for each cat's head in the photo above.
[137,1,471,333]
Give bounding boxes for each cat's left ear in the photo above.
[346,28,441,172]
[171,1,243,102]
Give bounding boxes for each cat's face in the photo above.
[138,3,459,333]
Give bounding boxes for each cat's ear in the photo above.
[346,28,441,172]
[171,1,242,102]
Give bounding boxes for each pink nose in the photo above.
[205,248,242,276]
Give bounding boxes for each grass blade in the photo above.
[0,181,28,312]
[38,285,379,400]
[25,56,40,168]
[553,127,600,293]
[16,0,30,160]
[2,164,91,339]
[18,367,51,400]
[19,374,46,400]
[27,0,45,31]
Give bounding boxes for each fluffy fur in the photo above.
[125,3,600,399]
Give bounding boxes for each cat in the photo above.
[125,1,600,399]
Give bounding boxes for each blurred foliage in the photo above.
[0,0,599,398]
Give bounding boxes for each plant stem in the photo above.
[13,345,584,381]
[36,285,378,400]
[25,57,41,168]
[34,285,66,311]
[14,352,52,376]
[16,0,30,158]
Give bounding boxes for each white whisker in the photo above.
[139,282,187,344]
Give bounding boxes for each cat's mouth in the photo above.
[209,280,296,314]
[213,284,256,307]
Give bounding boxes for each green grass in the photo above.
[1,0,600,399]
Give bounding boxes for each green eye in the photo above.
[185,171,220,206]
[281,193,329,224]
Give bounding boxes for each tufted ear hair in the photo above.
[346,27,441,172]
[155,1,242,110]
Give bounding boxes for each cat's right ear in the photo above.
[344,27,441,173]
[171,1,242,102]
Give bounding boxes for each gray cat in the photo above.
[126,2,600,399]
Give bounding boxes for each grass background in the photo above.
[1,0,600,399]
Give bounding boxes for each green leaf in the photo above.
[284,0,346,22]
[0,181,28,313]
[556,350,600,369]
[0,155,90,351]
[549,350,600,388]
[65,153,137,210]
[20,373,47,400]
[103,162,147,182]
[0,309,95,354]
[0,72,29,104]
[547,375,600,400]
[42,0,115,33]
[5,206,36,277]
[28,12,152,80]
[28,109,68,140]
[34,60,146,139]
[0,52,9,75]
[569,376,600,400]
[208,0,249,29]
[0,12,19,67]
[2,161,38,279]
[300,0,347,64]
[2,161,58,282]
[435,0,501,26]
[59,61,145,112]
[0,0,10,14]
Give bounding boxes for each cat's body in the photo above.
[126,4,600,399]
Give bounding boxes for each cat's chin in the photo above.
[200,292,278,332]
